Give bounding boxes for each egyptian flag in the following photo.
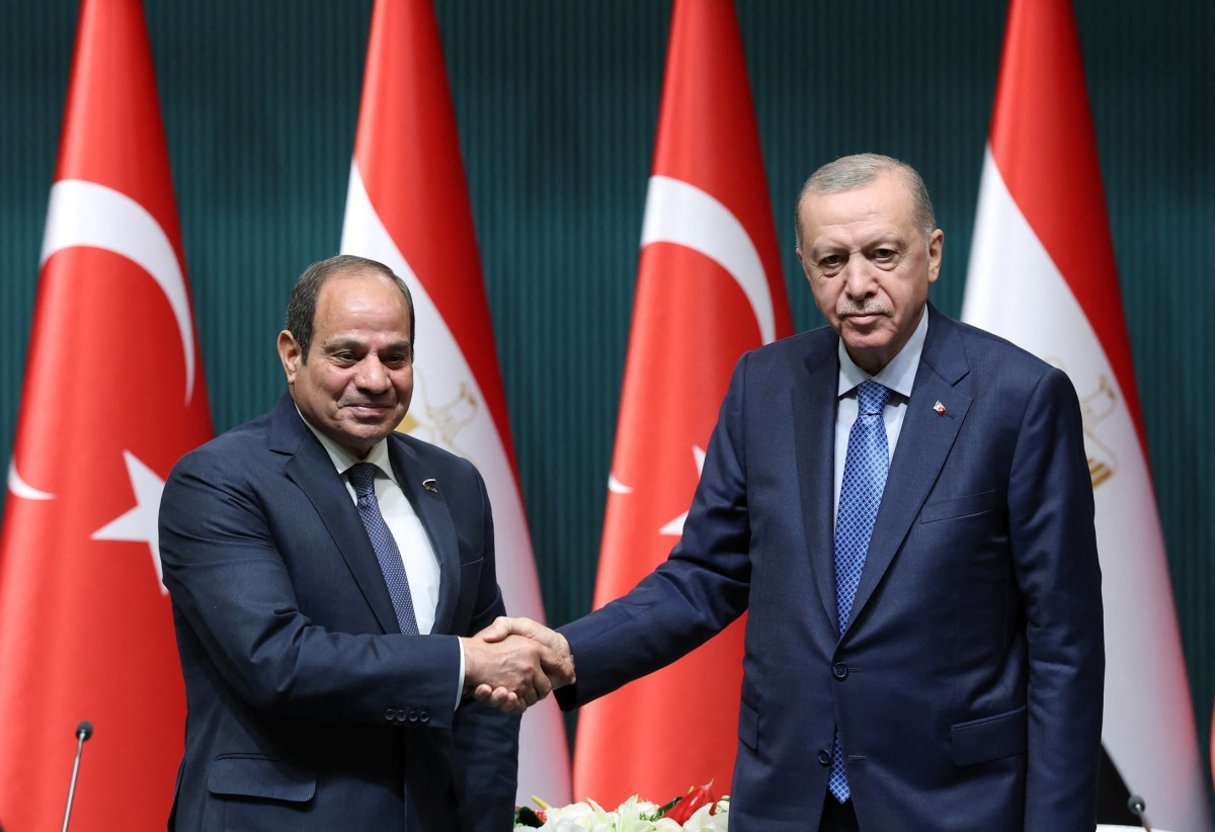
[339,0,571,804]
[962,1,1210,828]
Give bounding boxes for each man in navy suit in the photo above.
[159,255,570,831]
[485,155,1104,830]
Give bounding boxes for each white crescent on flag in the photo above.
[9,179,196,503]
[40,179,196,404]
[6,460,55,501]
[641,175,776,345]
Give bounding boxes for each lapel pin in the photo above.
[933,400,946,416]
[422,478,439,493]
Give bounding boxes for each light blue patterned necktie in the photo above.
[829,380,891,803]
[349,463,420,635]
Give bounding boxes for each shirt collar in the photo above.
[837,306,928,400]
[295,405,398,484]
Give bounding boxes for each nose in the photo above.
[355,356,391,394]
[841,255,875,299]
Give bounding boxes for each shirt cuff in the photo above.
[456,636,466,711]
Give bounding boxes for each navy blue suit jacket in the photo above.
[159,394,518,831]
[558,307,1104,830]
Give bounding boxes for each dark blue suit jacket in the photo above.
[159,394,518,831]
[558,307,1104,830]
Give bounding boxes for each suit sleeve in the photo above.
[557,355,754,708]
[1009,367,1104,829]
[159,447,463,729]
[451,467,520,832]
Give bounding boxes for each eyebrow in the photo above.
[812,234,905,254]
[322,337,412,352]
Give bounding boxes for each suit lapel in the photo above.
[845,309,972,635]
[792,338,842,633]
[388,438,461,635]
[270,396,401,635]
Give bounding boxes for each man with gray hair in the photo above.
[487,155,1104,830]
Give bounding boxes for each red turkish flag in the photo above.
[340,0,570,804]
[0,0,211,829]
[962,1,1209,829]
[572,0,792,805]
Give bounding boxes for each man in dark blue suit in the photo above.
[486,155,1104,830]
[159,255,570,831]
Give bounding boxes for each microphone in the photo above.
[61,721,93,832]
[1126,793,1152,832]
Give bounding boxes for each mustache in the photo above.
[838,302,889,317]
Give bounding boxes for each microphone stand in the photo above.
[1127,794,1152,832]
[61,721,93,832]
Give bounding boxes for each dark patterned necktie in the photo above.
[829,380,891,802]
[348,463,419,635]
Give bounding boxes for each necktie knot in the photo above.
[856,381,890,416]
[349,463,378,499]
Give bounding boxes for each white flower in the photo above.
[678,802,729,832]
[517,792,730,832]
[537,799,617,832]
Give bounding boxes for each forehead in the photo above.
[314,271,411,337]
[798,173,916,247]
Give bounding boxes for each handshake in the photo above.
[461,617,575,714]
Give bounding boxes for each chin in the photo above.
[843,335,894,353]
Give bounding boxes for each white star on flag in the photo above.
[659,445,706,537]
[92,450,168,593]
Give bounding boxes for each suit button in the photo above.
[384,708,398,722]
[817,749,832,766]
[407,708,419,723]
[832,662,849,680]
[419,709,430,724]
[396,710,408,723]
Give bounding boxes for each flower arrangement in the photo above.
[514,783,728,831]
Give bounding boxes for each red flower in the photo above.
[663,781,717,823]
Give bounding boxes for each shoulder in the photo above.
[388,430,467,467]
[951,317,1045,367]
[733,324,837,377]
[930,314,1080,417]
[933,310,1068,386]
[753,324,836,361]
[168,409,276,483]
[387,431,484,488]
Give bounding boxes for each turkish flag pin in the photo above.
[933,401,946,416]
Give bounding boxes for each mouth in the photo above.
[841,312,883,326]
[344,402,393,418]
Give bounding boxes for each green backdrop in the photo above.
[2,0,1212,801]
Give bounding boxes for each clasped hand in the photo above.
[460,617,574,714]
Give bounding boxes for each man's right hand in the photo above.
[460,627,571,714]
[468,617,575,712]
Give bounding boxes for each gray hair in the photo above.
[794,153,937,246]
[285,254,415,361]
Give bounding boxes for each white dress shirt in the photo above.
[832,308,929,520]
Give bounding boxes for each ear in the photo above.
[277,330,302,384]
[926,229,944,284]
